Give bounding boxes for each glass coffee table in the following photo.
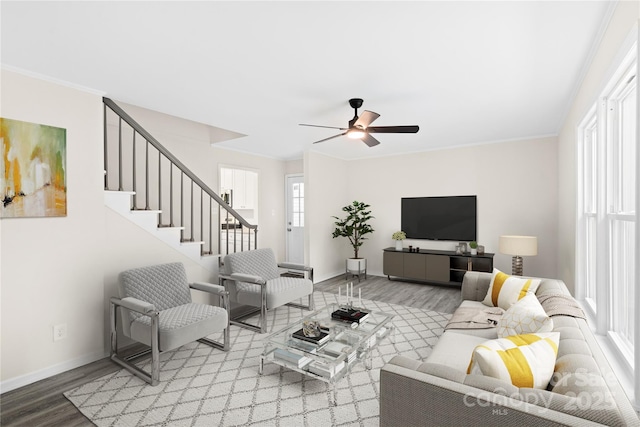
[259,302,395,405]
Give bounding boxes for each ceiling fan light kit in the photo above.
[300,98,419,147]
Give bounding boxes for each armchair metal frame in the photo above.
[219,262,313,334]
[110,283,230,386]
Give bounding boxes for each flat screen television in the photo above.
[401,195,477,241]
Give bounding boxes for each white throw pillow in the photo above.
[467,332,559,389]
[497,293,553,338]
[482,268,541,310]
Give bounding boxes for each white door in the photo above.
[286,175,304,264]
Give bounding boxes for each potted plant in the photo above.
[469,241,478,255]
[392,231,406,251]
[332,201,374,276]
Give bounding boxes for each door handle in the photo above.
[287,228,292,232]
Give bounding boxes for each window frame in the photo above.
[576,43,637,373]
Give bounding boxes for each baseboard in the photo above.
[0,350,108,394]
[316,270,346,283]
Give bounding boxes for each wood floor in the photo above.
[0,275,461,427]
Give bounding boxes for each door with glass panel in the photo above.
[286,175,304,264]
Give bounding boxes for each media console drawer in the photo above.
[383,248,494,286]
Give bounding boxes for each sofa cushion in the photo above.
[446,300,502,339]
[536,279,571,296]
[497,293,553,337]
[554,326,585,341]
[468,332,560,389]
[426,331,488,372]
[482,269,541,309]
[553,354,601,383]
[417,363,467,383]
[557,338,592,358]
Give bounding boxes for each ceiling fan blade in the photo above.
[367,125,419,134]
[299,124,348,130]
[353,110,380,129]
[312,132,347,144]
[362,133,381,147]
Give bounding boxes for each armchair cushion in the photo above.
[224,248,280,281]
[236,276,313,309]
[230,273,266,285]
[119,262,192,314]
[130,303,228,352]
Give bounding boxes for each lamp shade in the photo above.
[499,235,537,256]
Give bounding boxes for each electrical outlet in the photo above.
[53,323,67,342]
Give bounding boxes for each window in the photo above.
[577,45,637,368]
[579,112,598,311]
[608,66,636,357]
[292,182,304,227]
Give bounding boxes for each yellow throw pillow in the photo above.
[497,292,554,338]
[482,268,541,309]
[467,332,559,389]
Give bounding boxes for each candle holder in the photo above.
[337,282,363,309]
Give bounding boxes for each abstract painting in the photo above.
[1,118,67,218]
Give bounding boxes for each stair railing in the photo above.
[103,97,257,256]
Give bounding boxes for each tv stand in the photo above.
[383,247,494,286]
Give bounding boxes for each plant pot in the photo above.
[395,240,403,251]
[470,248,477,255]
[346,258,367,274]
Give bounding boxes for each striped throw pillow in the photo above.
[467,332,560,389]
[497,292,553,338]
[482,268,541,309]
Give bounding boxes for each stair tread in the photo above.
[105,190,136,195]
[201,253,224,258]
[130,209,162,214]
[181,240,205,245]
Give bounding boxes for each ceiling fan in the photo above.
[299,98,419,147]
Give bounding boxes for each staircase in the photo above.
[102,97,257,270]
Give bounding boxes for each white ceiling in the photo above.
[1,1,614,160]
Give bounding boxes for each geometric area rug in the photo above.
[64,291,450,427]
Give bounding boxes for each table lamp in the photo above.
[499,235,537,276]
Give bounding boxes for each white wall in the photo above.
[0,70,105,388]
[557,2,639,295]
[306,137,559,281]
[285,159,303,175]
[305,151,349,281]
[0,76,293,391]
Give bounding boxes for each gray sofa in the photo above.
[380,271,640,426]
